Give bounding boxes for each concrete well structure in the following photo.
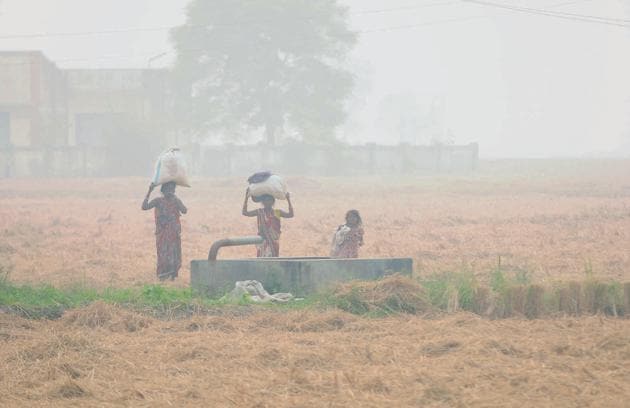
[191,257,413,297]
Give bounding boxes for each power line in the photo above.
[0,51,172,68]
[0,0,625,67]
[0,15,483,65]
[352,2,458,16]
[532,2,629,23]
[0,0,621,41]
[523,1,629,22]
[0,26,172,40]
[461,0,630,27]
[358,0,627,34]
[547,1,595,8]
[0,13,483,66]
[0,2,459,41]
[359,15,487,34]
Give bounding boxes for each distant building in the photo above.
[0,51,479,177]
[65,68,169,147]
[0,51,67,148]
[0,51,170,176]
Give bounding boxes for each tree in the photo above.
[171,0,356,145]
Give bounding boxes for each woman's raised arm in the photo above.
[242,188,257,217]
[278,192,294,218]
[141,183,157,210]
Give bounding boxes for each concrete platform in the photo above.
[190,257,413,297]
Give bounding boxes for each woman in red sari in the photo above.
[242,190,293,257]
[142,182,187,280]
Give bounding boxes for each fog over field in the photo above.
[1,0,629,158]
[2,3,630,406]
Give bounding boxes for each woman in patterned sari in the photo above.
[142,182,187,280]
[242,189,293,257]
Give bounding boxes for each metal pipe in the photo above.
[208,236,264,261]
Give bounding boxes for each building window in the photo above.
[75,113,119,147]
[0,112,9,147]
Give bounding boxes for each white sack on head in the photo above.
[248,174,287,200]
[152,147,191,187]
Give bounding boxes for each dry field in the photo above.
[1,159,630,407]
[1,304,629,407]
[1,159,630,287]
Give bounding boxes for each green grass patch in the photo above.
[420,271,477,312]
[0,280,231,318]
[1,272,629,320]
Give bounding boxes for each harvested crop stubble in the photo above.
[333,274,431,315]
[1,308,630,407]
[63,301,153,332]
[2,162,630,288]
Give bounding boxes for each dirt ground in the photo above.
[1,304,629,407]
[1,159,630,287]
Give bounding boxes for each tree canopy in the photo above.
[171,0,356,145]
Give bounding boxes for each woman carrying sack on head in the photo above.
[242,189,294,257]
[142,181,188,280]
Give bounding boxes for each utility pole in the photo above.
[147,52,168,69]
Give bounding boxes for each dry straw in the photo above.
[3,173,630,288]
[1,306,629,407]
[333,274,432,315]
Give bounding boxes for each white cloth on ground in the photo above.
[229,280,294,303]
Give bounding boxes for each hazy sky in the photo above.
[1,0,629,157]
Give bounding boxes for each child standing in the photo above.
[331,210,364,258]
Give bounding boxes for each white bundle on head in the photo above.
[248,174,287,200]
[152,147,191,187]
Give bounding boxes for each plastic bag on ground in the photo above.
[228,280,293,303]
[152,147,191,187]
[248,174,287,200]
